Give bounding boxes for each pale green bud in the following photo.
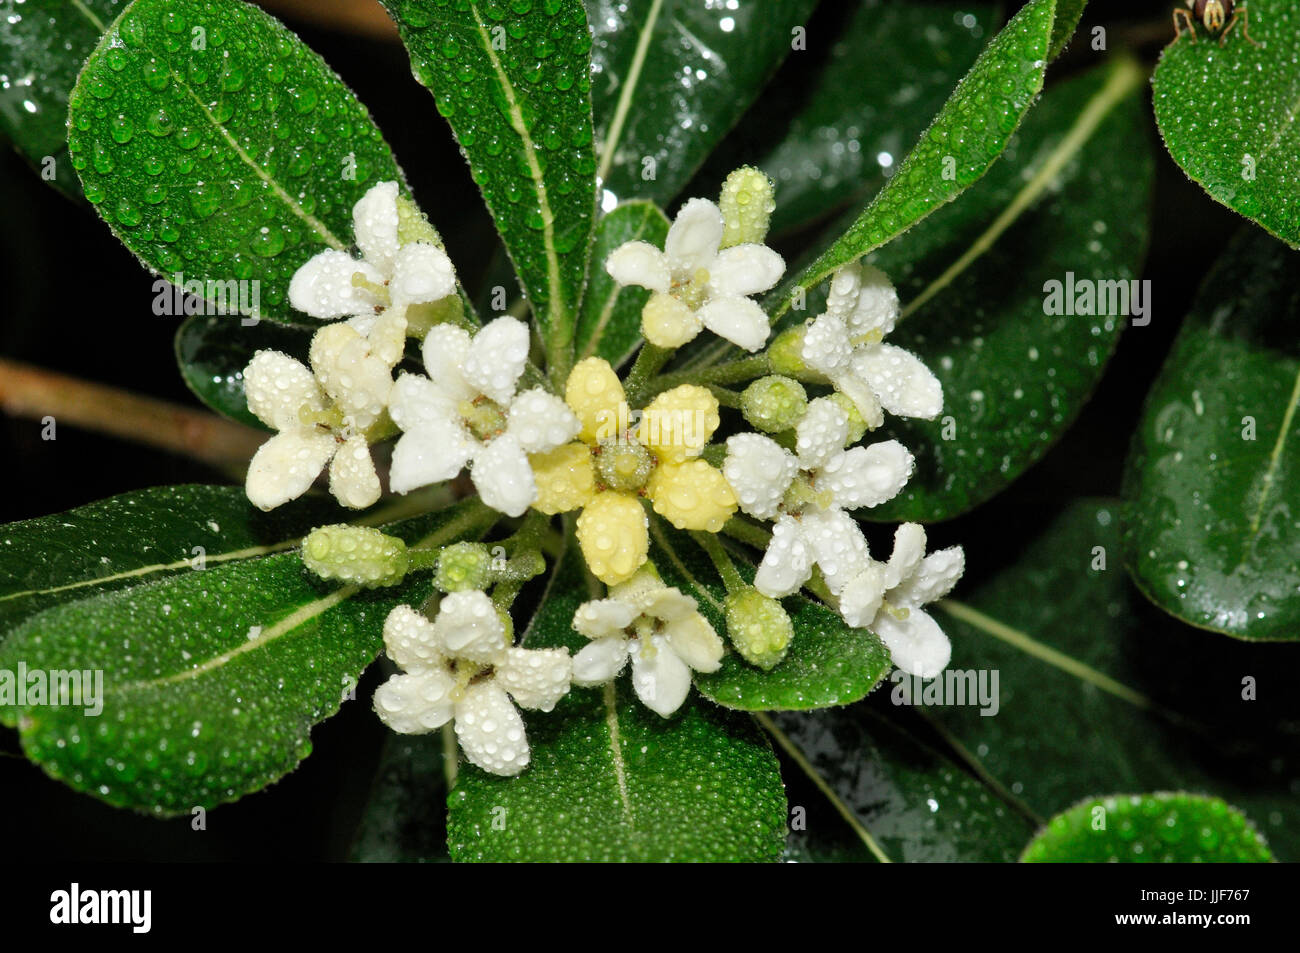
[719,166,775,248]
[724,587,794,671]
[826,392,869,444]
[741,375,808,433]
[395,195,443,247]
[766,326,810,377]
[435,542,494,592]
[302,525,409,588]
[405,294,465,341]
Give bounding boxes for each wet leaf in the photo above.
[351,731,450,863]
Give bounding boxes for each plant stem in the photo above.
[621,342,672,402]
[640,353,771,400]
[690,530,745,593]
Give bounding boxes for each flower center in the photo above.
[458,396,508,442]
[674,267,711,310]
[594,437,654,492]
[298,401,345,432]
[850,327,885,348]
[782,472,835,514]
[351,271,391,309]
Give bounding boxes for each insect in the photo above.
[1172,1,1259,45]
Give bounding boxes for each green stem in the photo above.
[690,530,746,593]
[641,353,771,400]
[721,515,772,549]
[621,343,673,402]
[406,548,441,572]
[707,385,743,409]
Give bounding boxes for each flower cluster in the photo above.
[259,170,964,777]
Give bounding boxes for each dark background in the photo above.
[0,0,1245,859]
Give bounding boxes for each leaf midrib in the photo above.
[595,0,665,184]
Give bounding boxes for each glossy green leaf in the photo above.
[769,707,1035,862]
[447,541,787,862]
[351,731,451,862]
[864,58,1151,522]
[1048,0,1088,60]
[0,0,125,199]
[0,497,497,814]
[770,0,1058,320]
[926,499,1300,861]
[174,313,313,429]
[1022,793,1274,863]
[1152,2,1300,247]
[381,0,596,367]
[575,200,668,367]
[67,0,406,323]
[589,0,818,210]
[649,525,891,711]
[1123,230,1300,641]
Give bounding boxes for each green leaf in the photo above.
[174,313,312,428]
[864,58,1152,522]
[0,484,337,634]
[575,200,668,367]
[351,730,451,862]
[1124,229,1300,641]
[0,497,497,814]
[925,499,1300,861]
[67,0,406,323]
[1022,793,1274,863]
[589,0,818,209]
[649,524,891,712]
[1152,2,1300,248]
[767,707,1036,862]
[706,2,999,236]
[381,0,596,369]
[0,0,126,199]
[770,0,1059,320]
[446,540,787,862]
[1048,0,1088,60]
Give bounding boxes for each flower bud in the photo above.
[719,166,775,248]
[826,392,869,444]
[724,587,794,670]
[395,194,443,247]
[741,375,808,433]
[302,525,409,588]
[766,326,811,378]
[435,541,494,592]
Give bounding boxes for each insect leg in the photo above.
[1172,8,1198,44]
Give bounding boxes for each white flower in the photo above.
[373,593,572,777]
[288,181,456,320]
[801,262,943,428]
[605,197,784,352]
[570,568,724,717]
[243,310,405,511]
[837,524,964,678]
[724,397,914,599]
[387,316,579,517]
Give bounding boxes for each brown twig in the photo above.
[0,358,264,472]
[255,0,399,40]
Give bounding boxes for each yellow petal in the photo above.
[647,460,736,532]
[529,442,596,514]
[638,384,720,463]
[577,491,649,585]
[641,292,701,349]
[565,357,626,443]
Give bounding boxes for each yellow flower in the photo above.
[531,357,737,585]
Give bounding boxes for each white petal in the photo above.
[722,433,797,520]
[845,263,900,338]
[389,423,476,494]
[243,350,324,431]
[873,609,951,679]
[308,322,393,431]
[709,244,785,296]
[753,514,813,598]
[573,599,639,639]
[420,324,474,400]
[801,507,870,595]
[464,316,530,404]
[389,372,460,432]
[506,387,580,453]
[801,313,853,376]
[696,295,771,352]
[328,433,381,509]
[390,242,456,306]
[497,646,572,711]
[365,308,409,367]
[664,198,724,275]
[288,249,383,319]
[885,523,928,589]
[795,396,850,471]
[605,240,670,293]
[351,180,401,275]
[852,343,943,420]
[664,613,724,673]
[824,262,864,322]
[382,604,443,670]
[245,430,336,511]
[373,669,456,734]
[572,637,631,685]
[433,590,507,663]
[829,368,885,431]
[629,634,692,717]
[454,682,530,776]
[638,586,697,623]
[823,440,914,510]
[838,562,887,628]
[470,433,536,517]
[892,546,965,609]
